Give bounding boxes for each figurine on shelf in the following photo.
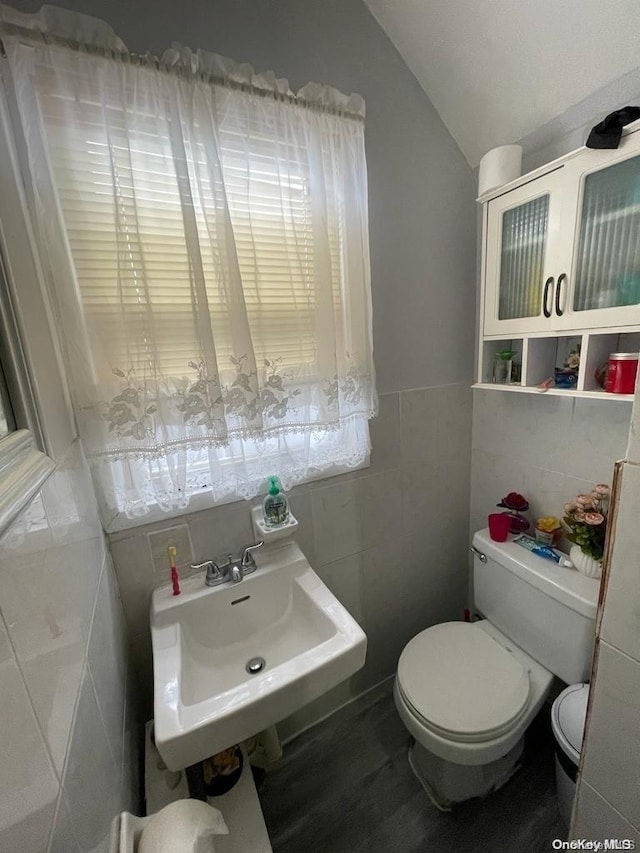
[497,491,530,533]
[565,344,581,370]
[554,342,581,388]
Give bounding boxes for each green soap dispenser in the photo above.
[263,476,289,527]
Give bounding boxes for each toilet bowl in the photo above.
[394,529,599,809]
[394,619,554,808]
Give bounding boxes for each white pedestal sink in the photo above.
[152,541,367,771]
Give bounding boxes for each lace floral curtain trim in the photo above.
[89,357,375,461]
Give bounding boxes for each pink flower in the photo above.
[574,510,587,522]
[563,502,578,514]
[575,494,594,508]
[584,512,604,526]
[593,484,610,498]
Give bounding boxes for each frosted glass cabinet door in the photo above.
[560,146,640,330]
[484,169,565,336]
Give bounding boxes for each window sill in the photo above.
[105,455,370,535]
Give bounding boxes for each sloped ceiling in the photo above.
[364,0,640,166]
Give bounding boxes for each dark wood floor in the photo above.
[259,680,566,853]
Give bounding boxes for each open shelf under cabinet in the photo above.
[472,382,633,401]
[476,330,639,401]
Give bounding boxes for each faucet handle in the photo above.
[191,560,224,587]
[241,540,264,568]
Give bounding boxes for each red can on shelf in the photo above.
[605,352,639,395]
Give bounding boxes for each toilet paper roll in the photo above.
[138,799,228,853]
[478,145,522,196]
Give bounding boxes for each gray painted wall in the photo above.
[9,0,478,737]
[517,67,640,172]
[13,0,478,395]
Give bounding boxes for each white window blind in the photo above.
[41,88,339,379]
[5,31,376,527]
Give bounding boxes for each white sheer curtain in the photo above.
[0,5,376,528]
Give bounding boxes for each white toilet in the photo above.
[394,528,599,810]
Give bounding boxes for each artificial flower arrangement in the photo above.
[497,491,530,533]
[536,516,562,533]
[535,516,562,545]
[562,484,610,562]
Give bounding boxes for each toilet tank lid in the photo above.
[473,529,599,619]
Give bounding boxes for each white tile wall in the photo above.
[470,390,630,542]
[148,524,194,573]
[572,455,640,841]
[0,441,139,852]
[599,462,640,663]
[109,383,473,731]
[626,385,640,462]
[358,469,402,551]
[567,400,633,484]
[572,781,640,844]
[315,553,364,623]
[88,557,129,777]
[0,621,59,853]
[580,641,640,830]
[311,479,363,566]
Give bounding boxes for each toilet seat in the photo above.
[396,622,531,743]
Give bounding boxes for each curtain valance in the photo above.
[0,3,376,527]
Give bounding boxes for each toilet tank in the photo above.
[472,529,599,684]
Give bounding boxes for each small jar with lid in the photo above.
[604,352,639,394]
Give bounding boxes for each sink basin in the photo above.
[151,541,366,770]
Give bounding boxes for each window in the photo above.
[4,32,375,528]
[42,86,338,381]
[0,243,55,536]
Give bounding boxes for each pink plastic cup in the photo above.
[488,513,511,542]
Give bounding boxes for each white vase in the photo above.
[570,545,602,580]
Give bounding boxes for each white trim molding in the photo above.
[0,429,54,537]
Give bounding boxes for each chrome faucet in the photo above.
[241,540,264,569]
[220,552,241,584]
[223,540,265,583]
[191,540,264,587]
[190,559,225,587]
[230,562,243,584]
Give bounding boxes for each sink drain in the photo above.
[246,656,266,674]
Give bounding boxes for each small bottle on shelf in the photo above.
[262,476,289,528]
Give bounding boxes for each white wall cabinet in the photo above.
[484,166,566,336]
[556,135,640,332]
[478,123,640,400]
[483,126,640,338]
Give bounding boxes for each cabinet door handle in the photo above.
[543,276,554,318]
[555,273,566,316]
